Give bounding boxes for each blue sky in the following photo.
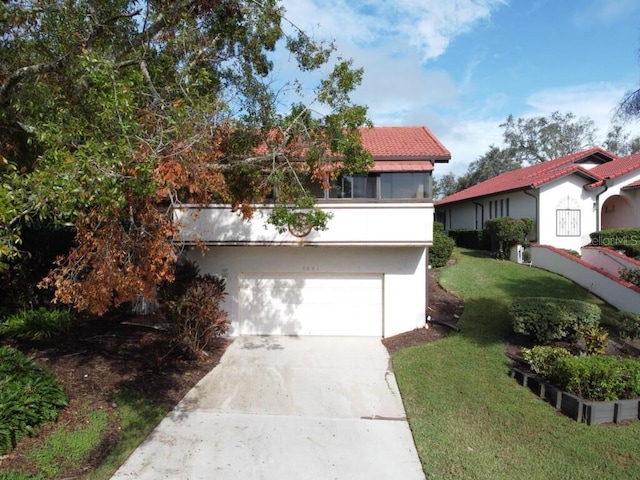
[277,0,640,178]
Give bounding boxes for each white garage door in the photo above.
[238,274,383,336]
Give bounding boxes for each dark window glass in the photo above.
[380,172,428,198]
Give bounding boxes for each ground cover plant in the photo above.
[392,249,640,480]
[0,346,67,456]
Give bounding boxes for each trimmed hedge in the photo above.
[448,229,491,250]
[589,227,640,258]
[0,346,67,455]
[552,355,640,401]
[509,297,601,342]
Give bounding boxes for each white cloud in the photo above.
[281,0,507,62]
[408,0,507,60]
[433,83,640,178]
[275,1,640,181]
[524,83,640,142]
[433,118,505,177]
[572,0,640,27]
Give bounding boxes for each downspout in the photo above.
[472,201,484,229]
[524,188,538,242]
[594,180,609,232]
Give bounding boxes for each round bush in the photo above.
[509,297,601,343]
[521,346,572,379]
[430,231,455,268]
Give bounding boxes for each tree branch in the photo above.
[1,2,197,105]
[0,61,62,105]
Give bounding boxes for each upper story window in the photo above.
[323,172,431,199]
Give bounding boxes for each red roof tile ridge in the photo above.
[592,152,640,180]
[436,147,615,205]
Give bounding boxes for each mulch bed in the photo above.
[0,269,464,477]
[383,267,464,355]
[0,315,231,477]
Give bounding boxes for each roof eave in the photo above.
[436,185,535,207]
[372,155,450,162]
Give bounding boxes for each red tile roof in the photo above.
[255,126,450,169]
[437,147,615,205]
[360,126,451,160]
[589,153,640,187]
[622,179,640,190]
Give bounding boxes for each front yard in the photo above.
[393,249,640,480]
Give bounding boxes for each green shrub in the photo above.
[620,267,640,288]
[430,230,455,268]
[485,217,533,244]
[613,311,640,341]
[447,229,491,250]
[521,346,572,379]
[509,297,601,343]
[552,355,640,401]
[589,228,640,257]
[163,274,229,358]
[0,346,67,455]
[576,325,609,356]
[0,308,72,341]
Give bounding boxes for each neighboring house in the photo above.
[175,126,451,338]
[436,147,640,252]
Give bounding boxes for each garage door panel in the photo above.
[238,274,382,336]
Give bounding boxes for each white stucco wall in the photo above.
[528,245,640,314]
[440,191,538,239]
[440,168,640,251]
[175,202,434,247]
[581,246,640,276]
[538,176,597,251]
[187,245,427,337]
[442,202,477,231]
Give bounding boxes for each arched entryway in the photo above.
[601,195,633,229]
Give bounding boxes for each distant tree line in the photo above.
[434,111,640,199]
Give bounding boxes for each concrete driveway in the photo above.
[111,336,425,480]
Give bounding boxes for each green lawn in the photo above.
[394,249,640,480]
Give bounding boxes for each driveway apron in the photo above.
[111,336,425,479]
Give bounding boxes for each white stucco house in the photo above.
[435,147,640,252]
[175,126,451,338]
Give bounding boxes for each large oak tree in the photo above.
[0,0,372,314]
